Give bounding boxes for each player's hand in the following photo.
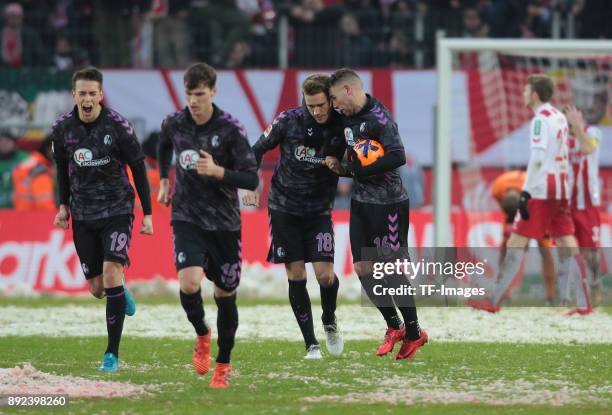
[564,105,583,129]
[242,191,260,207]
[53,205,70,229]
[140,214,154,235]
[519,190,531,220]
[197,150,224,179]
[325,156,345,175]
[158,178,172,206]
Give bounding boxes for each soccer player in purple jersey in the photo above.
[326,68,427,361]
[157,63,258,388]
[51,67,153,372]
[243,74,346,359]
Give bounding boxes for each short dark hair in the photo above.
[72,67,103,89]
[184,62,216,90]
[302,74,329,96]
[527,74,554,102]
[328,67,361,88]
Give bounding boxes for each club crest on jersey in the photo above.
[344,127,356,146]
[74,148,110,167]
[103,134,112,145]
[179,149,199,170]
[211,135,219,147]
[295,145,324,164]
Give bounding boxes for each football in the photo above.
[354,139,385,166]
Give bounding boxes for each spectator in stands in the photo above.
[388,0,415,36]
[226,39,252,68]
[335,12,372,67]
[66,0,98,66]
[486,0,522,38]
[458,6,489,68]
[152,0,191,68]
[572,0,612,39]
[521,0,552,38]
[52,35,74,70]
[0,129,29,208]
[12,136,56,210]
[289,0,343,67]
[92,0,150,67]
[463,7,489,38]
[345,0,383,44]
[236,0,277,67]
[192,0,250,67]
[386,29,413,66]
[0,2,45,68]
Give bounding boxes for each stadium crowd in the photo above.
[0,0,610,70]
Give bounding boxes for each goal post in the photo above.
[434,37,612,247]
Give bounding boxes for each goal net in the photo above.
[435,39,612,248]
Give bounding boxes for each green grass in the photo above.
[1,336,610,415]
[0,295,303,308]
[2,296,610,315]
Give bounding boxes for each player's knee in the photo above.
[315,271,334,287]
[213,285,235,298]
[89,284,104,299]
[287,273,306,282]
[180,280,201,295]
[102,266,122,287]
[354,262,369,277]
[582,249,599,270]
[285,262,306,281]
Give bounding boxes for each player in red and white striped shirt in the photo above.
[469,74,591,315]
[564,104,602,306]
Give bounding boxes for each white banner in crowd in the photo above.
[102,69,611,167]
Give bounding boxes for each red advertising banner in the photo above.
[1,209,610,293]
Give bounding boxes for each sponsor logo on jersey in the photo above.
[73,148,111,167]
[263,124,273,138]
[344,127,356,146]
[177,252,186,264]
[276,246,285,258]
[104,134,112,145]
[307,127,314,136]
[294,145,324,164]
[178,149,199,170]
[534,119,541,135]
[211,135,219,147]
[81,263,89,275]
[359,122,366,133]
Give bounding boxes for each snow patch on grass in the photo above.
[0,364,153,398]
[1,305,611,344]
